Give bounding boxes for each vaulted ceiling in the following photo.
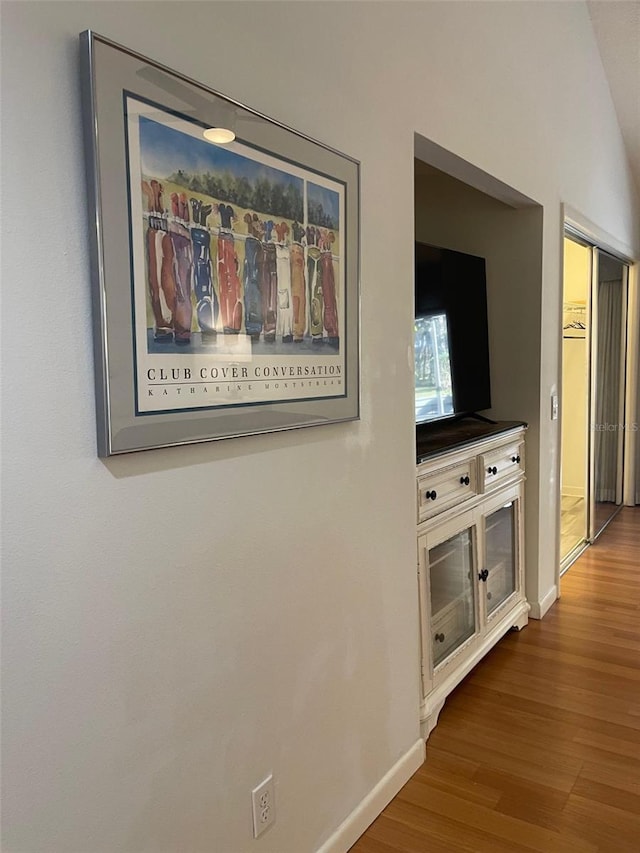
[588,1,640,193]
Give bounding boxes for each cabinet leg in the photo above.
[511,609,529,632]
[421,697,446,741]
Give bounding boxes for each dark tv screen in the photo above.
[415,242,491,424]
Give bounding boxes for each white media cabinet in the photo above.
[416,420,529,740]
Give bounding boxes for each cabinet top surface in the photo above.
[416,419,527,464]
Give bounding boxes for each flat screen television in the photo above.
[415,242,491,425]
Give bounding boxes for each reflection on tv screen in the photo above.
[415,314,454,423]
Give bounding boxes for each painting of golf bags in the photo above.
[81,32,359,453]
[134,101,342,352]
[126,94,348,414]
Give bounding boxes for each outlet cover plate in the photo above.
[251,774,275,837]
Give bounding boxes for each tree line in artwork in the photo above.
[166,168,337,229]
[307,200,337,230]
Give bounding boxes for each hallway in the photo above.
[351,508,640,853]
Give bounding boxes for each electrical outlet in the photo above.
[251,774,275,837]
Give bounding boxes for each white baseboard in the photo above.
[316,739,425,853]
[529,584,558,619]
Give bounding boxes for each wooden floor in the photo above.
[560,494,586,560]
[351,507,640,853]
[560,495,621,562]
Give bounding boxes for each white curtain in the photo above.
[594,279,622,504]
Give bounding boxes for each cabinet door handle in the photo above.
[479,569,489,582]
[511,455,521,463]
[487,466,497,475]
[434,632,445,643]
[460,475,470,486]
[487,592,493,600]
[425,489,437,501]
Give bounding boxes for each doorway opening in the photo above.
[560,229,630,572]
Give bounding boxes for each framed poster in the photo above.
[80,31,360,456]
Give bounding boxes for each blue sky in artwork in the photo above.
[308,182,340,223]
[139,115,303,192]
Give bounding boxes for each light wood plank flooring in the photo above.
[351,507,640,853]
[561,494,587,560]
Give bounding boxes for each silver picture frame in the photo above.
[80,31,360,456]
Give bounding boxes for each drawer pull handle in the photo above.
[487,466,498,475]
[425,489,437,501]
[434,632,445,643]
[460,476,470,486]
[479,569,489,582]
[511,455,521,464]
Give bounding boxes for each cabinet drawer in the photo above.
[431,597,474,667]
[431,602,462,665]
[418,460,476,522]
[479,441,524,492]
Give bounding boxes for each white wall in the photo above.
[2,2,639,852]
[624,261,640,506]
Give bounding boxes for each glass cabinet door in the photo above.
[484,500,517,618]
[428,527,476,667]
